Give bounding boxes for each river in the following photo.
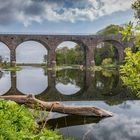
[1,66,140,140]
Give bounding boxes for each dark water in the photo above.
[1,66,140,140]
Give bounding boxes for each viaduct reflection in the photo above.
[3,68,138,103]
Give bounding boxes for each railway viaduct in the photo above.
[0,33,134,67]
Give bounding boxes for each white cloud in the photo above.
[0,0,134,26]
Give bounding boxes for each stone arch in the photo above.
[15,38,50,50]
[16,40,48,64]
[0,39,11,49]
[0,71,11,96]
[95,39,124,64]
[0,41,11,62]
[55,40,87,66]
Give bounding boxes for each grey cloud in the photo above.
[91,115,140,140]
[0,0,133,26]
[24,2,45,16]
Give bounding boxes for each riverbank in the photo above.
[0,99,70,140]
[0,63,119,72]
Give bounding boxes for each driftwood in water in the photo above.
[0,95,113,117]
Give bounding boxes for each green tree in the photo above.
[95,24,123,65]
[97,24,123,35]
[56,45,84,65]
[132,0,140,20]
[120,47,140,97]
[94,42,115,65]
[120,0,140,97]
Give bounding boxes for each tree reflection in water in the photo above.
[55,69,84,95]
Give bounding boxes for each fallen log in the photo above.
[0,95,113,117]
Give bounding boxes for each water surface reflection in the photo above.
[17,67,48,95]
[0,67,140,140]
[49,100,140,140]
[55,69,83,95]
[0,71,11,95]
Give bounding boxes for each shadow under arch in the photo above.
[96,39,124,62]
[36,85,87,101]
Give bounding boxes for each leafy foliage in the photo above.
[0,100,62,140]
[56,45,84,66]
[120,47,140,97]
[119,21,134,41]
[120,0,140,97]
[132,0,140,20]
[101,58,113,66]
[94,43,115,65]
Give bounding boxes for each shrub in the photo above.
[120,48,140,97]
[101,58,113,66]
[0,100,62,140]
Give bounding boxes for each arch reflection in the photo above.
[0,71,11,95]
[55,69,84,95]
[94,70,119,96]
[16,67,48,95]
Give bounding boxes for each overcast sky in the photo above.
[0,0,135,63]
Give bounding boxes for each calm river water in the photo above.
[1,66,140,140]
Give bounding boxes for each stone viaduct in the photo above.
[0,33,134,67]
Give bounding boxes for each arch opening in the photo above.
[94,40,123,66]
[0,42,10,64]
[56,41,86,66]
[16,41,48,65]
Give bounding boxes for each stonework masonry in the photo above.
[0,34,134,67]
